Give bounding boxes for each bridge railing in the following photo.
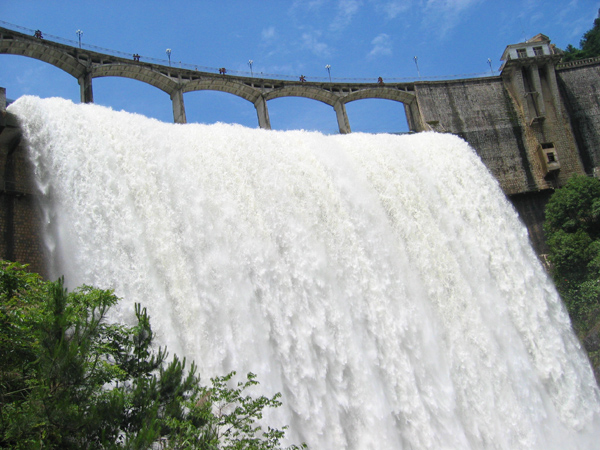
[557,56,600,69]
[0,20,499,84]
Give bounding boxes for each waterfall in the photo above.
[9,96,600,449]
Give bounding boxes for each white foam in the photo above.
[9,96,600,449]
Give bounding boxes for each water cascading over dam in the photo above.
[8,96,600,449]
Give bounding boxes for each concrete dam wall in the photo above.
[2,31,600,270]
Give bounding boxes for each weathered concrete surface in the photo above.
[557,59,600,175]
[509,190,553,256]
[500,52,586,188]
[414,77,544,195]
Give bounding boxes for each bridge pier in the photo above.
[333,101,351,134]
[404,101,424,132]
[254,96,271,130]
[171,89,187,124]
[78,72,93,103]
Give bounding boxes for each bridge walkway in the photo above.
[0,26,421,133]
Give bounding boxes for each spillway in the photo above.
[9,96,600,449]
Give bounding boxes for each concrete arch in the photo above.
[0,36,87,79]
[91,64,179,94]
[0,26,417,131]
[264,86,338,106]
[341,87,416,105]
[181,78,262,104]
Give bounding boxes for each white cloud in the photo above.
[262,26,276,41]
[260,26,288,59]
[376,0,411,19]
[369,33,393,57]
[331,0,362,32]
[370,0,480,36]
[291,0,327,12]
[424,0,479,11]
[302,31,331,57]
[270,63,302,74]
[288,0,327,24]
[422,0,482,37]
[556,0,596,42]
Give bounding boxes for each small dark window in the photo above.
[541,142,554,149]
[547,152,556,163]
[533,46,544,56]
[517,48,528,58]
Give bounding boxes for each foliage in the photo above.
[167,372,303,450]
[562,10,600,62]
[544,175,600,381]
[0,261,305,450]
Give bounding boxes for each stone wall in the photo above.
[414,77,539,195]
[414,74,587,197]
[411,74,589,255]
[509,190,553,257]
[500,58,586,187]
[558,60,600,175]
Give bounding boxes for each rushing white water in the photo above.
[9,96,600,449]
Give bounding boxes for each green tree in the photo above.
[0,261,305,450]
[544,175,600,381]
[562,9,600,62]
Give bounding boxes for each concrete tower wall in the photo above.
[414,77,539,195]
[557,60,600,175]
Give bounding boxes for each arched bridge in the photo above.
[0,26,422,133]
[5,25,600,257]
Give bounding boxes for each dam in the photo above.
[5,95,600,449]
[2,27,600,269]
[2,25,600,449]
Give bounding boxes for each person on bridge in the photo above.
[34,30,43,39]
[300,75,306,83]
[378,77,384,85]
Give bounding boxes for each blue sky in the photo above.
[1,0,598,134]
